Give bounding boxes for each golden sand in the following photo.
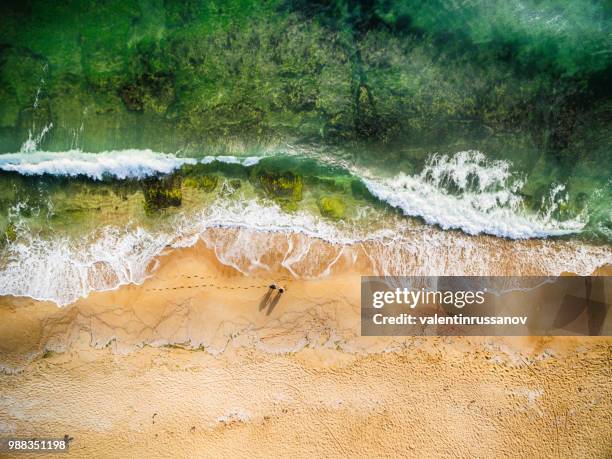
[0,238,610,458]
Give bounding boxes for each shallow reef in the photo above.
[142,175,182,213]
[317,195,345,219]
[0,0,609,160]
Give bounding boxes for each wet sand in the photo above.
[0,238,611,458]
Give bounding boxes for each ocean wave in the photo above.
[0,149,196,180]
[0,199,609,306]
[0,149,607,306]
[358,150,587,239]
[0,150,264,180]
[0,225,171,305]
[0,149,592,240]
[0,146,601,246]
[0,199,357,305]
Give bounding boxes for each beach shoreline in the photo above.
[0,235,610,457]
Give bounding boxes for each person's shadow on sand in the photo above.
[266,291,283,316]
[259,285,285,315]
[259,287,274,312]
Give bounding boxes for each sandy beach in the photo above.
[1,1,611,457]
[1,231,610,458]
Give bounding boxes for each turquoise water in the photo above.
[0,139,609,242]
[0,0,610,304]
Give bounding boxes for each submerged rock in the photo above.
[317,196,345,219]
[251,169,303,211]
[119,72,175,114]
[142,175,182,213]
[183,175,218,192]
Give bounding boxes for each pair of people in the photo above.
[268,284,285,294]
[259,283,286,315]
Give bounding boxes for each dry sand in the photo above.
[0,238,611,458]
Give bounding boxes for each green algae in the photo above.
[3,221,17,243]
[183,175,218,192]
[0,0,608,154]
[142,175,182,213]
[317,196,345,219]
[251,168,303,211]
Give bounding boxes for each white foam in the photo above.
[0,226,172,305]
[20,123,53,153]
[0,149,197,180]
[0,151,265,180]
[191,199,365,245]
[1,198,609,307]
[359,150,587,239]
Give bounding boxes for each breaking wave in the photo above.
[0,150,263,180]
[359,150,587,239]
[0,148,592,239]
[0,149,608,305]
[0,199,609,306]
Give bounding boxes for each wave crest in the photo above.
[0,150,263,180]
[361,150,586,239]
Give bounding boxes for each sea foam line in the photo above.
[355,150,587,239]
[0,199,373,305]
[0,198,610,307]
[0,150,264,180]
